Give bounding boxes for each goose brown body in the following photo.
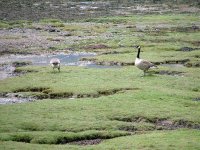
[135,46,155,76]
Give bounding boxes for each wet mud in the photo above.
[0,93,35,104]
[112,116,200,132]
[68,139,103,146]
[0,88,137,104]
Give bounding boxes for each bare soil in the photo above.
[1,1,199,21]
[114,116,200,132]
[69,139,103,146]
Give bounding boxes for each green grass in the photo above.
[0,66,200,132]
[0,20,32,29]
[0,130,200,149]
[85,14,199,24]
[76,13,200,65]
[84,49,200,67]
[0,130,129,144]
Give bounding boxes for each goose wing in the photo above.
[141,60,154,67]
[138,59,155,70]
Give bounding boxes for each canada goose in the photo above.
[135,45,155,76]
[50,58,60,72]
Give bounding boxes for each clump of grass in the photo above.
[0,130,200,149]
[39,19,63,24]
[0,20,32,29]
[0,130,129,144]
[118,122,156,132]
[12,61,32,67]
[39,18,65,27]
[0,21,10,29]
[62,24,83,31]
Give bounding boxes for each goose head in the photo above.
[134,45,141,49]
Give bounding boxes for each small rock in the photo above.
[193,97,200,101]
[180,47,194,51]
[60,32,72,36]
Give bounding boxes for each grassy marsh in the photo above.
[0,11,200,150]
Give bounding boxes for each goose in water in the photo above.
[135,45,155,76]
[50,58,60,72]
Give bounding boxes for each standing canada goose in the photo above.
[50,58,60,72]
[135,45,155,76]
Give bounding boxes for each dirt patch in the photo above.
[0,64,16,80]
[170,25,200,32]
[69,139,103,146]
[146,25,200,34]
[49,92,73,99]
[156,120,177,130]
[185,62,200,68]
[49,88,137,99]
[0,29,58,55]
[84,44,110,50]
[0,93,35,104]
[155,59,190,65]
[80,58,134,66]
[180,47,199,52]
[0,61,37,80]
[2,1,198,21]
[193,97,200,101]
[190,41,200,47]
[155,58,199,68]
[112,116,200,132]
[99,50,130,55]
[154,70,184,76]
[97,61,134,66]
[0,88,137,104]
[0,28,99,56]
[3,131,130,145]
[12,61,32,67]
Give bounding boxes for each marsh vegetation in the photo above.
[0,0,200,149]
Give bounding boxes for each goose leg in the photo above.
[143,71,146,76]
[140,71,145,77]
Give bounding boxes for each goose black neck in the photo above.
[137,47,140,58]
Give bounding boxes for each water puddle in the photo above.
[0,52,121,68]
[156,70,184,77]
[0,97,34,104]
[0,65,15,80]
[0,52,122,68]
[193,97,200,102]
[0,92,35,104]
[0,52,120,80]
[160,64,185,68]
[0,52,96,66]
